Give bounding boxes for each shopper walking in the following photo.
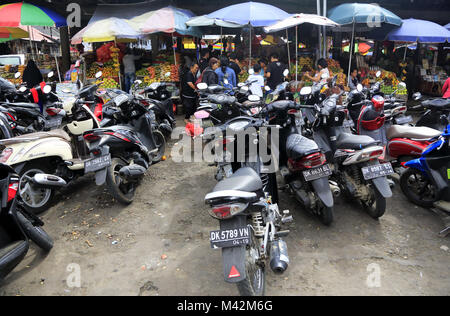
[123,48,141,93]
[182,61,199,123]
[215,56,236,92]
[265,53,287,91]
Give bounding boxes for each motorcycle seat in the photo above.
[422,98,450,109]
[336,133,379,150]
[271,100,294,110]
[286,134,319,160]
[212,167,263,193]
[242,101,261,108]
[2,102,40,110]
[0,129,71,146]
[387,125,441,141]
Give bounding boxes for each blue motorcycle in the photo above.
[400,124,450,236]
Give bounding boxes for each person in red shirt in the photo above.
[443,77,450,99]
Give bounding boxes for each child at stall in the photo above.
[248,64,265,97]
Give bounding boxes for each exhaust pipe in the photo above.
[119,165,147,179]
[269,239,289,274]
[329,180,341,198]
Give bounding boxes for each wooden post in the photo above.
[59,26,71,75]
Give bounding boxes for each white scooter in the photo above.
[0,72,103,214]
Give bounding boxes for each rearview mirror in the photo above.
[283,69,289,77]
[357,84,363,93]
[300,86,312,96]
[48,71,54,79]
[134,80,143,85]
[165,72,171,78]
[224,79,229,85]
[376,71,381,78]
[18,86,27,93]
[14,72,21,79]
[398,82,406,90]
[43,85,52,94]
[197,82,208,90]
[264,86,271,92]
[413,92,422,100]
[95,71,103,79]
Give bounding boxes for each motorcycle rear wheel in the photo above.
[106,158,137,205]
[363,185,386,219]
[236,229,265,296]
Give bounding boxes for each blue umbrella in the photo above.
[386,18,450,43]
[328,3,402,30]
[206,1,290,27]
[328,3,402,85]
[206,2,290,67]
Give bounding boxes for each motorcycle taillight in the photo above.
[209,203,247,220]
[7,182,18,202]
[83,133,100,142]
[361,116,386,131]
[288,152,326,171]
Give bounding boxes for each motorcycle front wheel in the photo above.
[400,168,437,208]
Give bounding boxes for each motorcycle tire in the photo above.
[365,185,386,219]
[18,161,55,215]
[152,130,166,164]
[106,158,137,205]
[319,206,334,226]
[16,211,53,252]
[400,168,437,208]
[236,228,265,296]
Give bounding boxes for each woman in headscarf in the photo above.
[22,60,43,88]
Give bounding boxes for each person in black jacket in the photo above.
[22,60,43,88]
[202,58,219,86]
[229,53,241,77]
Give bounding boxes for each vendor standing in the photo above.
[304,58,330,85]
[265,53,287,91]
[123,48,141,93]
[182,62,199,123]
[349,68,360,91]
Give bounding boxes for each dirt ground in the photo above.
[1,116,449,296]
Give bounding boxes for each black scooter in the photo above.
[0,163,66,281]
[412,92,450,132]
[83,93,165,204]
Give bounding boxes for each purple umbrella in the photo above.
[387,18,450,43]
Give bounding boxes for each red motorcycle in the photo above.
[381,124,441,172]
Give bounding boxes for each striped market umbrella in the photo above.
[0,26,28,43]
[0,2,66,27]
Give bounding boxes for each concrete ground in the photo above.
[1,117,449,296]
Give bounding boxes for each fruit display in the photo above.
[326,58,343,74]
[136,62,180,84]
[97,77,119,89]
[110,45,121,75]
[239,72,249,83]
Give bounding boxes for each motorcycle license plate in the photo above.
[210,227,250,249]
[45,117,62,129]
[303,164,332,182]
[84,154,111,173]
[361,163,394,180]
[395,115,413,125]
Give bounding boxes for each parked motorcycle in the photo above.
[412,92,450,132]
[0,78,102,213]
[205,165,293,295]
[382,124,441,173]
[0,163,66,281]
[400,123,450,236]
[308,92,393,219]
[261,99,336,225]
[83,93,165,204]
